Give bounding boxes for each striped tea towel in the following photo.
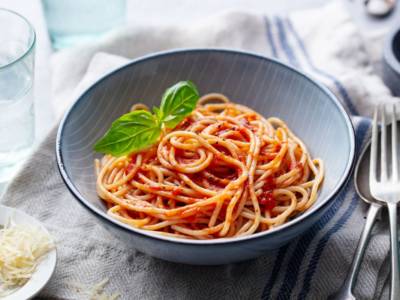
[2,1,399,299]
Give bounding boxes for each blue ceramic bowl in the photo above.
[56,49,355,265]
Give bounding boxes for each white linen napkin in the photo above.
[2,1,398,299]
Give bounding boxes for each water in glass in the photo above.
[0,10,35,184]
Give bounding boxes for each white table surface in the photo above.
[0,0,399,195]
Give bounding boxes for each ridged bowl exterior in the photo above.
[56,49,355,265]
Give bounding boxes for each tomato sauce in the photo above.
[125,161,136,175]
[259,191,276,211]
[261,153,277,160]
[259,176,276,211]
[149,186,162,191]
[264,176,275,191]
[238,127,247,136]
[172,187,183,196]
[185,215,197,223]
[178,118,193,129]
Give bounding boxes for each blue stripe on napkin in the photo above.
[275,17,299,68]
[264,17,278,58]
[261,244,290,299]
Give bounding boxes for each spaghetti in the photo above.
[95,94,324,239]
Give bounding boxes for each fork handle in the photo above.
[388,202,400,300]
[329,203,381,300]
[345,203,381,291]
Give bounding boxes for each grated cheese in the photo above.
[0,222,54,297]
[88,279,120,300]
[70,278,120,300]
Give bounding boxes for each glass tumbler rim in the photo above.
[0,8,36,70]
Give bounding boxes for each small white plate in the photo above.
[0,205,57,300]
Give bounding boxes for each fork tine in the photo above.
[392,104,398,181]
[370,106,378,185]
[381,105,388,182]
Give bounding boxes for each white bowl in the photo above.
[0,205,56,300]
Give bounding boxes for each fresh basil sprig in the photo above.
[94,81,199,156]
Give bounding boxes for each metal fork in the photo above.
[370,104,400,300]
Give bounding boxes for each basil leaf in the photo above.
[152,106,163,120]
[159,81,199,128]
[94,110,161,156]
[94,81,200,157]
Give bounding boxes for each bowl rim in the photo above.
[56,48,356,245]
[384,26,400,76]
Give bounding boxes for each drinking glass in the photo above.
[0,9,35,184]
[42,0,126,50]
